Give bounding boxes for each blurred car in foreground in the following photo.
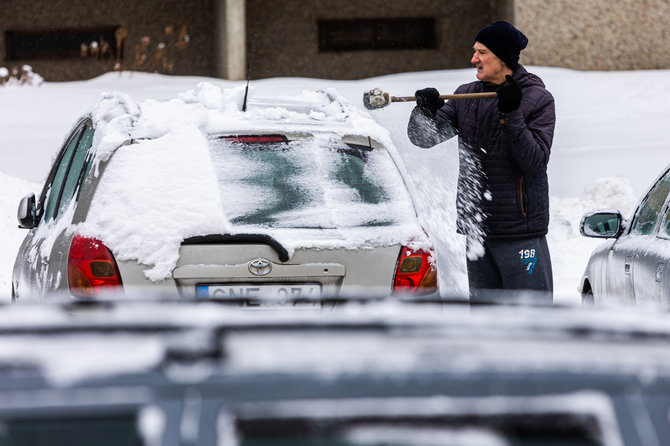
[579,164,670,304]
[0,297,667,445]
[12,85,437,301]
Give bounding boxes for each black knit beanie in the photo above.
[474,21,528,71]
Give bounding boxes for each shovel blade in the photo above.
[363,89,389,110]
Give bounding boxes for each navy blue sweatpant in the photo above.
[467,236,553,304]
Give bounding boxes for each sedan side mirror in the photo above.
[580,210,624,238]
[17,193,37,229]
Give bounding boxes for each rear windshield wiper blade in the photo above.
[183,233,290,262]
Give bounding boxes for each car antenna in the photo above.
[242,33,257,113]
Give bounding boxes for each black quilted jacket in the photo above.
[407,66,556,239]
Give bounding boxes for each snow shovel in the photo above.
[363,88,497,110]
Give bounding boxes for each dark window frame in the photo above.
[318,18,436,52]
[5,26,120,61]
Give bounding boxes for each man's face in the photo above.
[471,41,510,84]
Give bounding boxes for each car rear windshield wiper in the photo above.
[182,233,290,262]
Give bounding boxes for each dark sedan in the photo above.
[0,296,668,445]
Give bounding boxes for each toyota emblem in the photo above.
[248,258,272,276]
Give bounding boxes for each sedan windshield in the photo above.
[208,136,415,229]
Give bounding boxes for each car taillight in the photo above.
[393,246,438,295]
[68,234,123,298]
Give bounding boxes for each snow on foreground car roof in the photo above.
[2,299,670,387]
[39,83,428,281]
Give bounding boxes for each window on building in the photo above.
[5,27,120,60]
[318,18,436,52]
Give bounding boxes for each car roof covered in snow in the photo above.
[87,84,396,163]
[3,297,670,386]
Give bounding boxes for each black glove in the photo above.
[496,75,522,113]
[415,87,445,116]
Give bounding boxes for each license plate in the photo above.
[196,283,322,300]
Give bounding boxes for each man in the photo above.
[407,21,555,302]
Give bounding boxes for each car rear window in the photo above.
[207,136,415,229]
[233,414,605,446]
[0,413,142,445]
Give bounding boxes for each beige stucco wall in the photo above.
[515,0,667,70]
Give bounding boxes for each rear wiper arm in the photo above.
[182,233,290,262]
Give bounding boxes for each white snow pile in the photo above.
[0,65,44,87]
[66,83,426,281]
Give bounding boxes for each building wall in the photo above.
[0,0,522,82]
[3,1,669,82]
[0,0,217,81]
[245,0,510,80]
[515,0,666,70]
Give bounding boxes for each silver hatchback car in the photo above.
[579,163,670,304]
[12,87,437,300]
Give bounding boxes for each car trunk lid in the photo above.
[174,234,401,299]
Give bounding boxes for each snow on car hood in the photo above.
[73,84,428,281]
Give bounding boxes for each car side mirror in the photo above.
[580,210,623,238]
[17,193,37,229]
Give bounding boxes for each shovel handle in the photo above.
[390,92,497,102]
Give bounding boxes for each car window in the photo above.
[58,125,94,216]
[42,126,85,222]
[42,124,93,223]
[660,208,670,239]
[0,413,143,445]
[629,169,670,236]
[232,414,604,446]
[208,136,415,229]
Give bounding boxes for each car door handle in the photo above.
[625,256,632,275]
[656,262,665,282]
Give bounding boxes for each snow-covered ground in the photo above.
[1,67,665,303]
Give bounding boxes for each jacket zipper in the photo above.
[519,177,528,220]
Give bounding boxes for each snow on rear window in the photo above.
[208,135,416,229]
